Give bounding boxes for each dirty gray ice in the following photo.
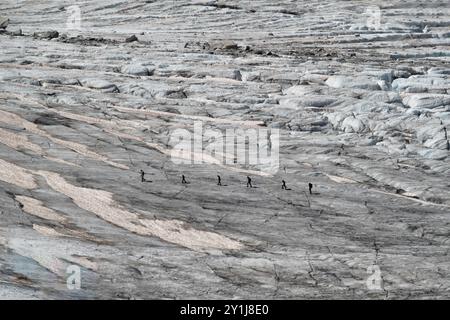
[0,0,449,299]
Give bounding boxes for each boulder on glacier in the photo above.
[121,64,154,76]
[402,94,450,109]
[279,96,338,109]
[342,116,366,133]
[325,75,381,90]
[80,78,119,93]
[362,69,394,83]
[0,17,9,29]
[392,76,450,93]
[283,85,319,96]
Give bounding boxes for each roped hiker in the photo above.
[247,176,253,188]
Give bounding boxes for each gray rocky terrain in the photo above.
[0,0,449,299]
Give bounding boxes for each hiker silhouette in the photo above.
[309,183,313,195]
[140,170,145,182]
[282,180,287,190]
[217,175,222,186]
[246,176,253,188]
[182,175,188,184]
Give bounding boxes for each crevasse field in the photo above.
[0,0,449,299]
